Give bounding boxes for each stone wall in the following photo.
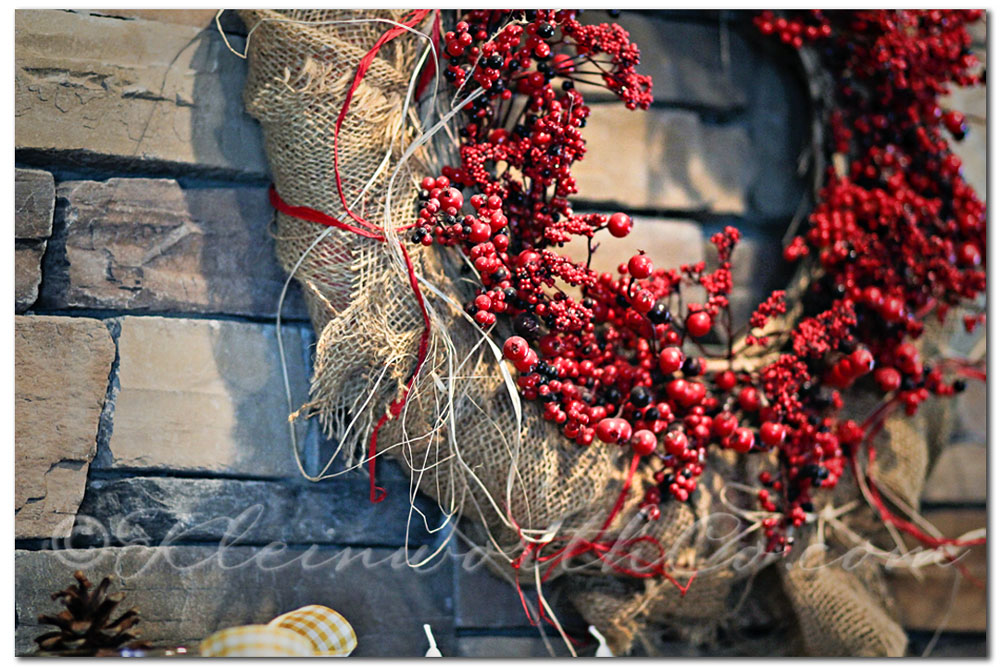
[14,9,986,657]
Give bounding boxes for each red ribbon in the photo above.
[851,360,987,559]
[331,9,432,233]
[415,10,442,100]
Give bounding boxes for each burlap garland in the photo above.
[238,10,963,656]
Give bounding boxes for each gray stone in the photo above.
[100,316,312,478]
[574,106,751,214]
[75,475,442,548]
[454,554,538,630]
[15,168,55,239]
[704,232,788,327]
[41,178,307,319]
[457,635,573,657]
[15,315,115,539]
[579,12,748,111]
[967,16,986,46]
[724,233,786,292]
[742,61,810,220]
[15,545,455,656]
[15,168,55,312]
[573,12,809,219]
[953,378,987,445]
[946,82,986,122]
[15,10,267,178]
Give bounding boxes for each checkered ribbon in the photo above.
[199,605,357,657]
[199,624,315,657]
[270,604,358,656]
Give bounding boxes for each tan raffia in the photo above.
[239,9,964,656]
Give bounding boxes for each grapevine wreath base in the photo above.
[237,9,985,656]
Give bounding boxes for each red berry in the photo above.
[760,422,786,447]
[681,381,706,407]
[713,412,738,437]
[595,417,632,444]
[848,347,874,376]
[631,289,655,314]
[468,221,491,243]
[666,378,688,402]
[715,370,736,391]
[552,53,574,73]
[880,295,905,322]
[627,253,653,279]
[894,343,920,374]
[729,427,755,453]
[874,367,902,392]
[738,386,760,412]
[862,286,884,307]
[607,212,633,238]
[686,311,712,338]
[474,294,492,311]
[943,110,966,138]
[658,347,685,374]
[959,242,981,266]
[630,429,657,456]
[440,187,464,210]
[664,430,688,456]
[502,336,529,361]
[837,420,864,445]
[513,350,538,373]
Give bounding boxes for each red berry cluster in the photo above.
[750,10,986,548]
[412,10,985,557]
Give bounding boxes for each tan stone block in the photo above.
[86,9,223,28]
[15,10,266,177]
[560,216,704,277]
[953,378,987,445]
[42,178,306,319]
[922,442,986,504]
[15,168,54,239]
[15,315,115,538]
[15,244,45,313]
[105,316,310,477]
[574,106,749,214]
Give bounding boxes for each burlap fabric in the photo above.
[239,10,960,656]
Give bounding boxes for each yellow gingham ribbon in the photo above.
[269,604,358,656]
[199,624,315,657]
[199,605,357,657]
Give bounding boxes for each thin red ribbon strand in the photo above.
[851,361,987,559]
[510,452,697,628]
[331,9,432,233]
[269,9,435,503]
[415,10,442,100]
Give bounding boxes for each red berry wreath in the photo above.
[409,9,986,555]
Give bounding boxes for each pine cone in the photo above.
[33,570,151,656]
